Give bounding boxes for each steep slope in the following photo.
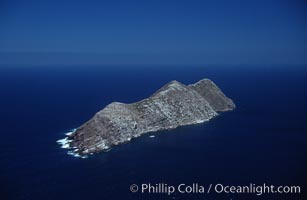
[64,78,235,156]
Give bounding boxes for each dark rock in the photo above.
[68,78,235,155]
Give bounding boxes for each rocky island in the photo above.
[58,78,235,157]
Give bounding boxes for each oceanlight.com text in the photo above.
[130,182,301,196]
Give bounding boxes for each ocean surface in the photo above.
[0,65,306,200]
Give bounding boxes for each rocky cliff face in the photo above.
[64,78,235,156]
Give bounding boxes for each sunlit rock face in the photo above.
[68,79,235,155]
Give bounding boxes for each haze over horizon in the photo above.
[0,0,306,66]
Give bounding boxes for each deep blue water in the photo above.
[0,65,306,200]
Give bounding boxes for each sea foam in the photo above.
[57,129,88,159]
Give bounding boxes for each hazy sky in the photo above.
[0,0,306,65]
